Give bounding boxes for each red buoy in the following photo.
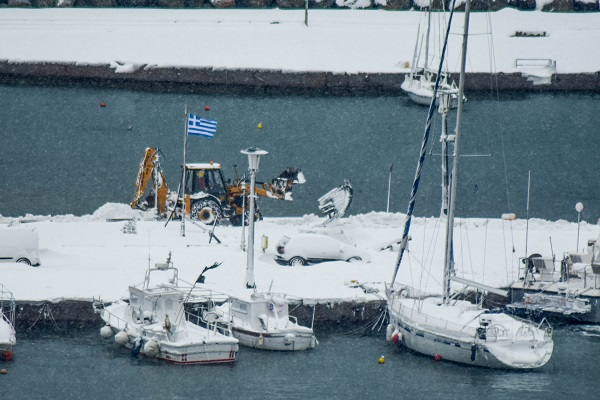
[204,105,210,111]
[100,102,106,108]
[392,333,399,344]
[2,351,13,362]
[434,354,443,362]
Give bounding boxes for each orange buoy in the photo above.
[100,102,106,108]
[434,354,443,362]
[204,105,210,111]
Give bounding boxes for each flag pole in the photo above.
[181,104,188,237]
[386,162,393,213]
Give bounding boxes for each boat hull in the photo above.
[232,327,317,351]
[386,296,553,370]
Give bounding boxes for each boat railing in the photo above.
[0,284,16,327]
[185,309,234,337]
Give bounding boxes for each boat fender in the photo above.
[114,330,130,346]
[434,354,443,362]
[258,334,264,347]
[311,335,317,348]
[284,333,296,345]
[470,345,477,362]
[144,340,160,358]
[131,338,142,357]
[100,325,113,339]
[386,324,394,341]
[392,331,401,344]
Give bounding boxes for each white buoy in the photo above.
[144,340,160,357]
[386,324,394,341]
[284,333,296,344]
[115,330,129,346]
[100,325,113,339]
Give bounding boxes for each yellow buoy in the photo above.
[257,122,263,129]
[378,356,385,364]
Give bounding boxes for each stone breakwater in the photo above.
[1,0,599,13]
[14,299,389,332]
[1,61,599,94]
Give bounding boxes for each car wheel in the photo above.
[288,257,306,266]
[347,257,362,263]
[16,258,31,266]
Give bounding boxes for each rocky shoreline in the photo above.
[1,61,599,94]
[2,0,599,13]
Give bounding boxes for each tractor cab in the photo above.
[184,163,228,200]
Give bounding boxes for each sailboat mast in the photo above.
[443,0,471,304]
[424,6,432,70]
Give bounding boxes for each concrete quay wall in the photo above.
[1,61,599,94]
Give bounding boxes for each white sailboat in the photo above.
[401,4,462,107]
[95,253,239,365]
[0,284,16,362]
[386,0,554,369]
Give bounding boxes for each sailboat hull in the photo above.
[387,296,554,370]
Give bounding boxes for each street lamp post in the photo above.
[576,202,584,252]
[241,147,268,289]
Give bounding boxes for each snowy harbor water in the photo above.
[2,326,600,400]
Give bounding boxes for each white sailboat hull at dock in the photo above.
[387,293,554,369]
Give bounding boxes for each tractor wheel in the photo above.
[191,199,223,225]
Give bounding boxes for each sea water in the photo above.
[2,326,600,399]
[0,85,599,222]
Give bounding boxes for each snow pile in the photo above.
[0,203,597,304]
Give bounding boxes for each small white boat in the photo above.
[216,291,317,351]
[95,254,239,365]
[0,284,16,361]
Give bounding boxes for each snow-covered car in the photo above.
[0,227,41,267]
[274,234,371,266]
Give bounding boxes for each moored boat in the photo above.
[94,253,239,364]
[0,284,16,362]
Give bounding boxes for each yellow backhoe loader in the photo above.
[131,148,305,226]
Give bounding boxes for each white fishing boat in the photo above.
[386,0,554,369]
[1,284,16,362]
[401,5,462,107]
[216,291,317,351]
[94,253,239,365]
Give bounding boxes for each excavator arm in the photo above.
[131,147,169,215]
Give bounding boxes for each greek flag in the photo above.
[188,114,217,138]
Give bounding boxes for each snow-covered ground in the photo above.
[0,8,599,74]
[0,204,597,303]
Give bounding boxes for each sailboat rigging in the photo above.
[401,4,463,108]
[386,0,554,369]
